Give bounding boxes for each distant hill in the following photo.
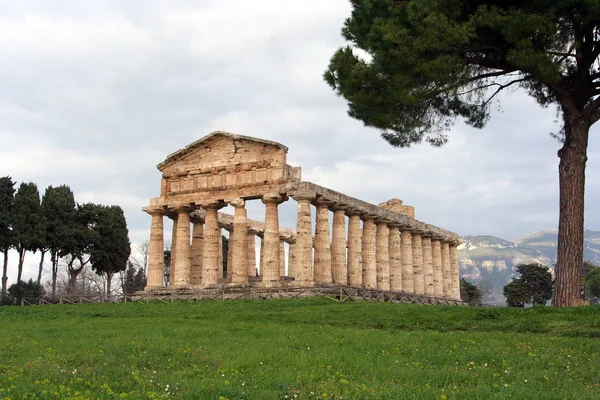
[458,229,600,305]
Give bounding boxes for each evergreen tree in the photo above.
[503,263,553,306]
[7,279,45,305]
[41,185,76,297]
[122,261,137,295]
[0,176,15,297]
[89,205,131,300]
[504,280,531,308]
[583,263,600,303]
[64,203,97,294]
[12,183,44,283]
[325,0,600,307]
[460,278,482,306]
[134,267,146,292]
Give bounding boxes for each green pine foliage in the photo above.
[325,0,600,306]
[12,183,44,283]
[460,278,482,305]
[0,176,16,296]
[504,263,553,307]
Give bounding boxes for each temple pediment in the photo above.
[156,131,301,199]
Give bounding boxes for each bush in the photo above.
[6,279,45,305]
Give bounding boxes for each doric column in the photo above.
[200,201,226,286]
[168,213,178,286]
[291,191,315,285]
[412,233,424,295]
[441,241,452,298]
[361,216,377,288]
[218,229,223,278]
[346,212,363,287]
[388,225,402,292]
[375,220,390,291]
[432,239,444,297]
[422,237,434,296]
[313,198,332,285]
[247,230,258,277]
[287,239,296,278]
[401,230,414,293]
[261,193,286,282]
[450,243,461,300]
[190,217,204,285]
[225,227,233,278]
[145,208,165,290]
[279,239,286,277]
[331,207,347,285]
[173,204,193,288]
[230,198,249,284]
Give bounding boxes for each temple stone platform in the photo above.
[142,131,462,304]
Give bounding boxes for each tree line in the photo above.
[461,261,600,307]
[0,176,132,302]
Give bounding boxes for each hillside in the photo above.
[459,229,600,305]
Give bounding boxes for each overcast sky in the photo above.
[2,0,599,283]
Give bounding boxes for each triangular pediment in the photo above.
[157,131,288,171]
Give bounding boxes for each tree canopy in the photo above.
[503,263,553,306]
[0,176,16,297]
[12,183,44,283]
[89,205,131,299]
[325,0,600,306]
[460,278,482,305]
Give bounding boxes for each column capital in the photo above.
[199,200,227,210]
[345,209,364,217]
[289,190,316,202]
[227,197,245,208]
[374,218,390,226]
[190,216,205,224]
[387,223,402,230]
[171,202,194,213]
[330,204,349,212]
[361,214,376,221]
[312,196,333,208]
[262,192,287,204]
[143,206,167,217]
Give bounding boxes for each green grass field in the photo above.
[1,299,599,399]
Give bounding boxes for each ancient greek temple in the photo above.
[142,131,461,301]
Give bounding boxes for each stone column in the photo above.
[432,239,444,297]
[287,239,296,278]
[230,198,249,284]
[361,216,377,288]
[173,204,193,288]
[261,193,285,283]
[145,208,165,290]
[331,207,347,285]
[375,220,390,291]
[291,191,315,285]
[313,198,332,285]
[247,231,258,277]
[441,241,452,298]
[218,229,223,278]
[225,227,233,278]
[422,237,434,296]
[388,225,402,292]
[279,239,286,277]
[201,202,225,286]
[412,234,424,295]
[401,230,414,293]
[347,212,363,287]
[168,213,178,286]
[258,233,264,275]
[450,243,461,300]
[190,217,204,285]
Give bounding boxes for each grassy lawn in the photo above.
[1,299,599,399]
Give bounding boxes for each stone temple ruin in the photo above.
[142,131,461,302]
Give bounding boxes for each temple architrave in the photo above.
[142,131,462,301]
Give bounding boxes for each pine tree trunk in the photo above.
[17,247,25,283]
[67,263,83,295]
[552,112,590,307]
[37,250,46,285]
[1,251,8,296]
